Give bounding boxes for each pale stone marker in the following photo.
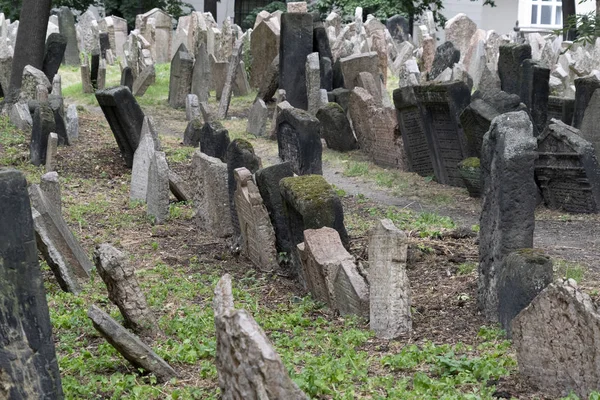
[146,151,170,224]
[40,171,61,214]
[186,93,200,121]
[306,52,321,115]
[45,132,58,172]
[369,219,411,339]
[246,97,268,136]
[130,129,155,202]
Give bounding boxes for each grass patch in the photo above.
[554,259,587,283]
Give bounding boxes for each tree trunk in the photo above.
[7,0,51,101]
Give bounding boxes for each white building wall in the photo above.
[481,0,519,35]
[182,0,235,26]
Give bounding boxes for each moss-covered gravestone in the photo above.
[280,175,348,279]
[458,157,481,198]
[200,121,230,162]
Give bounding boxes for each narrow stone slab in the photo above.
[168,43,194,108]
[213,274,308,400]
[0,169,64,399]
[132,64,155,96]
[246,97,269,137]
[200,121,230,161]
[186,93,200,121]
[316,102,357,152]
[369,219,411,339]
[146,151,170,224]
[45,132,58,172]
[280,13,313,110]
[498,43,531,96]
[66,103,79,142]
[130,123,156,202]
[30,102,56,166]
[40,171,61,214]
[168,170,192,202]
[217,37,244,119]
[43,32,67,83]
[277,107,322,175]
[120,66,134,91]
[88,305,177,382]
[191,42,210,102]
[183,118,203,147]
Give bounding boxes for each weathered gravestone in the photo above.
[306,52,321,115]
[313,24,334,91]
[573,74,600,129]
[217,37,245,119]
[42,33,67,83]
[213,274,309,400]
[257,55,279,102]
[90,52,100,90]
[497,249,553,337]
[0,169,64,399]
[186,93,200,121]
[250,19,280,88]
[413,81,471,186]
[40,171,61,214]
[94,244,159,337]
[298,227,369,317]
[132,64,155,96]
[277,107,322,175]
[49,94,68,146]
[479,111,537,321]
[280,13,313,110]
[120,66,134,91]
[546,96,575,125]
[369,219,411,339]
[30,102,56,166]
[580,88,600,162]
[536,119,600,213]
[58,6,79,65]
[393,86,434,176]
[183,118,203,147]
[316,102,358,152]
[227,140,262,238]
[459,90,524,157]
[191,42,210,102]
[191,150,233,237]
[519,59,550,134]
[280,175,348,278]
[45,132,58,172]
[10,101,33,131]
[200,121,230,162]
[168,43,194,108]
[247,97,269,137]
[30,183,92,293]
[512,280,600,399]
[146,151,170,224]
[22,65,51,101]
[95,86,146,168]
[340,51,379,91]
[168,170,192,202]
[130,124,156,202]
[88,305,177,382]
[497,43,531,96]
[99,32,110,59]
[387,15,409,43]
[255,162,295,255]
[233,167,278,272]
[445,13,477,63]
[428,41,460,81]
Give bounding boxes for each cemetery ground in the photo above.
[2,64,600,400]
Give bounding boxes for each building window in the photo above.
[530,0,562,27]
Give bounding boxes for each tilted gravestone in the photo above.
[393,86,434,176]
[316,102,358,152]
[428,41,460,81]
[369,219,411,339]
[572,74,600,129]
[255,162,295,255]
[497,43,531,97]
[547,96,575,125]
[42,33,67,83]
[413,81,471,186]
[30,102,56,166]
[519,59,550,134]
[217,37,245,119]
[387,15,410,43]
[536,119,600,213]
[132,64,155,96]
[280,13,313,110]
[146,151,170,224]
[191,42,210,102]
[258,55,279,102]
[0,169,64,399]
[479,111,537,321]
[246,97,269,137]
[227,139,262,237]
[191,150,233,238]
[277,107,323,175]
[40,171,61,214]
[45,132,58,172]
[120,66,134,91]
[280,175,348,278]
[130,124,156,202]
[497,249,553,337]
[168,43,194,108]
[250,19,280,89]
[233,167,278,272]
[200,121,230,162]
[306,52,321,115]
[95,86,146,168]
[49,94,68,146]
[512,280,600,399]
[183,118,203,147]
[186,93,200,121]
[58,6,79,65]
[340,52,379,91]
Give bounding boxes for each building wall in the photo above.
[184,0,235,26]
[481,0,519,34]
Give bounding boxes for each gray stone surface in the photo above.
[213,274,308,400]
[132,64,155,96]
[40,171,61,214]
[146,151,170,224]
[88,305,177,382]
[369,219,411,339]
[306,52,321,115]
[280,13,313,110]
[246,97,268,137]
[30,102,56,167]
[217,37,244,119]
[445,13,477,63]
[183,117,203,147]
[191,42,210,102]
[130,127,156,202]
[250,19,280,88]
[316,102,357,152]
[257,55,279,102]
[277,107,322,175]
[479,111,537,321]
[340,52,379,91]
[168,170,192,202]
[573,75,600,129]
[200,121,230,161]
[58,6,79,65]
[428,41,460,81]
[498,43,532,97]
[66,103,79,142]
[0,169,63,399]
[10,101,33,131]
[22,65,51,101]
[168,43,194,108]
[186,93,200,121]
[45,132,58,172]
[43,32,67,83]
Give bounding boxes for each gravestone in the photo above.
[0,169,63,399]
[497,249,553,337]
[22,65,51,101]
[217,37,245,119]
[479,111,537,321]
[316,102,358,152]
[30,102,56,166]
[96,58,106,90]
[42,33,67,83]
[413,81,471,186]
[572,75,600,129]
[547,96,575,125]
[280,175,348,277]
[29,184,92,293]
[445,13,477,62]
[91,53,100,89]
[40,171,61,214]
[250,19,280,88]
[213,275,309,400]
[183,118,203,147]
[428,41,460,81]
[58,6,79,65]
[10,101,33,131]
[580,88,600,161]
[186,93,200,121]
[191,150,233,237]
[369,219,411,339]
[95,86,146,168]
[233,167,278,272]
[227,140,262,237]
[168,170,192,202]
[135,8,173,64]
[81,61,93,93]
[277,107,322,175]
[66,104,79,142]
[246,97,269,136]
[519,59,550,134]
[51,75,62,97]
[306,52,321,115]
[536,119,600,213]
[498,43,532,96]
[512,280,600,399]
[200,121,230,161]
[120,66,134,91]
[255,162,295,255]
[130,126,156,202]
[319,56,333,92]
[258,55,279,102]
[45,132,58,172]
[168,43,194,108]
[191,42,210,102]
[146,151,170,224]
[340,52,379,91]
[280,13,313,110]
[387,15,409,43]
[132,64,155,96]
[392,86,434,176]
[99,32,110,59]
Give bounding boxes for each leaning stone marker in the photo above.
[96,86,146,168]
[277,107,322,175]
[428,41,460,81]
[246,97,269,137]
[30,102,56,166]
[130,127,156,202]
[88,305,177,382]
[43,32,67,83]
[519,59,550,134]
[217,37,245,119]
[183,118,203,147]
[58,6,79,65]
[479,111,537,321]
[213,274,309,399]
[41,171,61,214]
[280,13,313,110]
[498,43,531,97]
[45,132,58,172]
[146,151,170,224]
[573,74,600,129]
[168,43,194,108]
[369,219,411,339]
[200,121,230,162]
[316,102,358,152]
[0,169,64,399]
[512,280,600,399]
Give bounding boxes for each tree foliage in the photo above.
[241,1,286,30]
